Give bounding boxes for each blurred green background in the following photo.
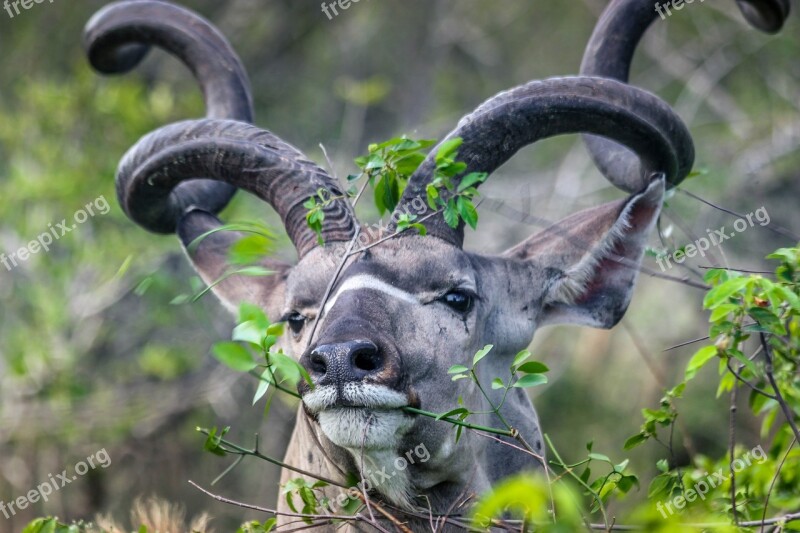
[0,0,798,530]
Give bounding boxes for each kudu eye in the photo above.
[440,290,475,315]
[287,312,307,335]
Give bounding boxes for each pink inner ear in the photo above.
[575,177,663,295]
[529,176,664,328]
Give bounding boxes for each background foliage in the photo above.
[0,0,799,530]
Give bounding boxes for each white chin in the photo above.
[318,408,413,450]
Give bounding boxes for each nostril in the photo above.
[352,347,382,373]
[309,351,328,374]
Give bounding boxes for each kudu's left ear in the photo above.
[504,174,665,329]
[177,209,291,318]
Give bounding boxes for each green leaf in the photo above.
[410,223,428,235]
[456,196,479,230]
[364,153,386,170]
[374,175,401,215]
[647,473,675,498]
[383,176,400,213]
[212,342,257,372]
[588,453,612,464]
[435,138,463,162]
[232,320,266,346]
[729,348,759,376]
[395,152,426,175]
[228,233,274,265]
[443,199,459,228]
[472,475,582,529]
[239,303,269,328]
[512,349,531,369]
[516,361,549,374]
[268,351,312,386]
[438,161,467,178]
[373,176,387,215]
[457,172,488,192]
[436,407,469,420]
[472,344,493,366]
[253,368,272,405]
[448,364,469,374]
[703,268,730,285]
[748,306,787,335]
[22,519,59,533]
[232,266,275,277]
[513,374,548,388]
[769,284,800,313]
[617,474,638,493]
[623,432,648,450]
[685,345,718,380]
[202,426,229,457]
[703,277,749,309]
[455,423,464,443]
[709,303,738,322]
[491,378,505,390]
[426,183,440,210]
[767,248,798,263]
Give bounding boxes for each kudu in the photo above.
[84,0,789,530]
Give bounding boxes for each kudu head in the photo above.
[85,0,789,512]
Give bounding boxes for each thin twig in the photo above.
[729,365,739,525]
[698,265,774,274]
[401,406,514,436]
[726,359,777,400]
[354,493,413,533]
[760,334,800,444]
[662,334,711,352]
[662,322,757,352]
[348,207,444,255]
[677,188,800,241]
[196,428,345,487]
[189,480,352,522]
[761,438,797,533]
[622,320,700,460]
[304,177,371,346]
[544,434,609,530]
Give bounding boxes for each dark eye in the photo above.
[440,290,475,315]
[287,312,307,335]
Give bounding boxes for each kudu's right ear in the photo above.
[504,175,665,329]
[177,210,290,318]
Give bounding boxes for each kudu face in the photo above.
[294,239,529,453]
[178,175,666,508]
[286,200,663,468]
[86,0,789,517]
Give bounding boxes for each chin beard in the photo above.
[317,407,413,450]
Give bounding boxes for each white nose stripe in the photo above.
[323,274,418,316]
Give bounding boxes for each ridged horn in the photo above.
[84,0,253,232]
[391,76,692,247]
[579,0,788,192]
[117,119,356,258]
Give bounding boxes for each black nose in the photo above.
[308,340,383,385]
